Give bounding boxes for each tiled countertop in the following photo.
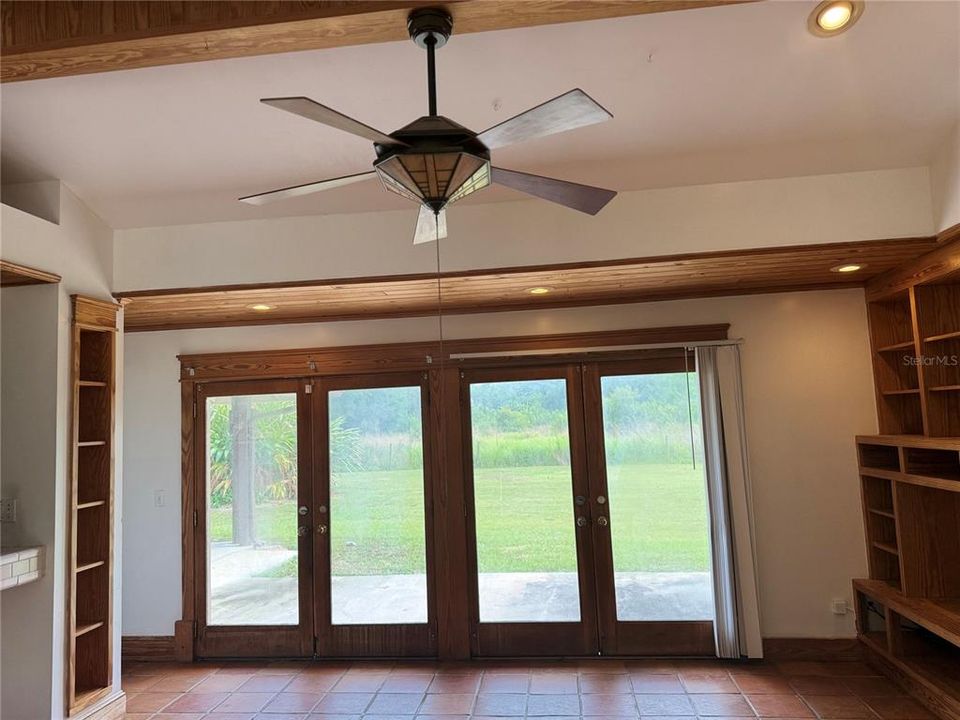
[1,546,44,590]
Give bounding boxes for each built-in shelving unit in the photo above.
[854,435,960,720]
[67,295,119,716]
[865,238,960,437]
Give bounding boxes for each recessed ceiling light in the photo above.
[808,1,863,37]
[527,287,552,295]
[248,303,275,312]
[831,263,865,273]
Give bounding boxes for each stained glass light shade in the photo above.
[375,151,490,211]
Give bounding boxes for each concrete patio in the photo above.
[209,544,713,626]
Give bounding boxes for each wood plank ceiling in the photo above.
[116,237,939,332]
[0,0,751,83]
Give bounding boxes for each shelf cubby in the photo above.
[854,434,960,718]
[859,443,902,473]
[68,296,118,717]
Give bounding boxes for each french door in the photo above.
[463,359,715,656]
[195,374,436,658]
[312,373,436,657]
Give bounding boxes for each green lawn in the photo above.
[209,463,709,576]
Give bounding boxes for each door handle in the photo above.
[297,525,308,537]
[317,524,328,534]
[596,516,608,527]
[576,516,589,527]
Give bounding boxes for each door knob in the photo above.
[297,525,308,537]
[317,524,328,534]
[597,516,608,527]
[576,516,589,527]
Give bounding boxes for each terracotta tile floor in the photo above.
[122,658,935,720]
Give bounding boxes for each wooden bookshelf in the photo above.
[854,436,960,720]
[67,296,119,716]
[865,235,960,438]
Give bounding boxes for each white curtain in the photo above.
[696,345,763,659]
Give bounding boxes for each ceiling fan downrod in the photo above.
[408,8,453,117]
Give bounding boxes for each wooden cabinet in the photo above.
[854,436,960,720]
[68,296,119,716]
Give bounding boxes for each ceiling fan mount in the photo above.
[407,7,453,50]
[240,6,617,244]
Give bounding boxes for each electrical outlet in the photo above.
[831,598,849,615]
[0,498,18,523]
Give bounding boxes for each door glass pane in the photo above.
[205,393,299,626]
[329,386,428,625]
[600,372,714,621]
[470,379,581,622]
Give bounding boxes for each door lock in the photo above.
[298,506,309,516]
[575,495,586,506]
[596,495,606,505]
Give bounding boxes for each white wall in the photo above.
[113,167,934,290]
[1,283,60,720]
[0,185,121,720]
[930,121,960,233]
[122,287,877,639]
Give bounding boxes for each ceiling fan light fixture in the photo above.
[375,151,491,211]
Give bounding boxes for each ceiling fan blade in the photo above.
[492,167,616,215]
[477,89,612,150]
[261,97,404,146]
[239,170,376,205]
[413,205,448,245]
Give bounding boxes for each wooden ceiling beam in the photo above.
[115,236,940,333]
[0,0,751,83]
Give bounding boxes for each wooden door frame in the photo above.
[461,364,601,657]
[192,378,315,658]
[312,371,438,657]
[582,357,716,656]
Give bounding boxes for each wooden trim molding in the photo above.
[866,233,960,301]
[116,238,938,333]
[178,324,730,382]
[761,637,864,662]
[0,1,750,83]
[0,259,61,287]
[121,636,175,662]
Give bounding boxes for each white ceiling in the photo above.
[1,0,957,229]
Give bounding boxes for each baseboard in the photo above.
[76,691,125,720]
[122,635,175,662]
[762,637,864,661]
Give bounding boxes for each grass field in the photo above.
[209,463,710,576]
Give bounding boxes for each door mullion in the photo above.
[580,363,618,654]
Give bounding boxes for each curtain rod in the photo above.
[448,338,744,360]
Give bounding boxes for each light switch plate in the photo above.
[0,498,17,523]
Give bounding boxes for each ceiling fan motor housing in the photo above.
[374,115,491,213]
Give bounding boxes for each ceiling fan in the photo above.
[240,8,617,244]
